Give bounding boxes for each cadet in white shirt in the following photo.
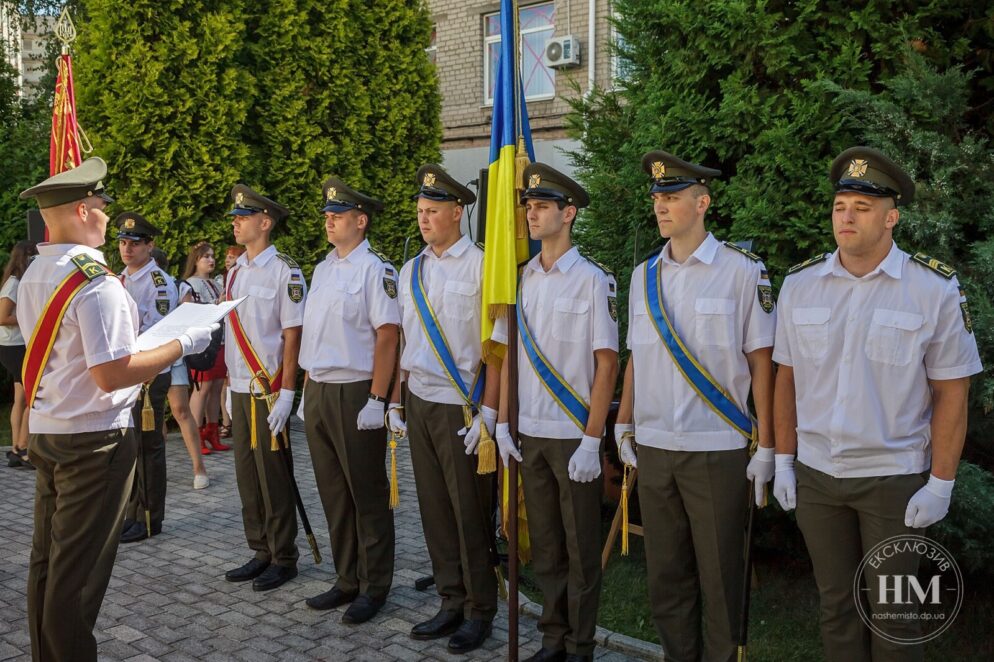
[771,147,983,661]
[491,163,619,662]
[613,151,776,662]
[388,164,500,654]
[299,177,399,624]
[17,158,216,662]
[116,211,178,544]
[222,184,306,593]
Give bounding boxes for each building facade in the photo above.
[0,11,55,99]
[426,0,621,193]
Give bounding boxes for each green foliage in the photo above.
[567,0,994,431]
[71,0,439,274]
[931,462,994,577]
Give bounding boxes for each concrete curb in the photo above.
[516,592,663,660]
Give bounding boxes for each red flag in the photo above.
[50,53,82,176]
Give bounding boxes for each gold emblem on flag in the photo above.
[124,217,136,229]
[651,162,666,179]
[423,173,436,187]
[528,174,541,189]
[847,159,868,178]
[327,187,337,201]
[235,192,245,205]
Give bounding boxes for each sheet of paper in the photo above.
[136,298,244,352]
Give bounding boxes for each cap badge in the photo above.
[326,187,337,201]
[847,159,868,178]
[651,162,666,179]
[528,174,541,189]
[235,191,245,205]
[423,172,437,187]
[123,217,136,230]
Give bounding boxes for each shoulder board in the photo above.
[150,270,167,287]
[581,253,614,277]
[723,241,762,262]
[787,253,831,276]
[910,252,956,280]
[474,241,485,252]
[368,247,390,263]
[276,253,301,270]
[70,254,112,281]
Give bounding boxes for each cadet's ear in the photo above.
[885,205,899,230]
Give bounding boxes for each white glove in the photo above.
[614,423,637,468]
[568,435,602,483]
[904,475,954,528]
[746,445,775,506]
[495,422,522,465]
[387,403,407,437]
[266,389,295,435]
[773,454,797,511]
[295,388,306,422]
[177,323,221,356]
[460,406,497,455]
[357,398,386,430]
[224,389,232,420]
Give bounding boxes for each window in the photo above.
[426,24,437,65]
[484,2,555,105]
[612,26,633,84]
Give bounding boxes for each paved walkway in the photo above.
[0,420,640,661]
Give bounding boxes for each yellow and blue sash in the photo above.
[516,278,589,431]
[411,254,484,406]
[645,256,754,440]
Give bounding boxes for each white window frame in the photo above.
[483,2,556,106]
[426,23,437,65]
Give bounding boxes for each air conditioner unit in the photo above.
[544,35,581,69]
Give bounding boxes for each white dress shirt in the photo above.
[492,247,619,439]
[18,244,140,434]
[398,235,484,406]
[774,243,983,478]
[120,259,177,333]
[300,239,400,383]
[224,245,306,393]
[628,233,776,451]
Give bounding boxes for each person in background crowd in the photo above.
[151,248,210,490]
[0,240,38,469]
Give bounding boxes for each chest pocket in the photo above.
[865,309,923,367]
[631,306,657,345]
[442,280,478,321]
[694,298,735,348]
[792,307,831,359]
[553,297,589,343]
[331,278,363,321]
[244,285,276,320]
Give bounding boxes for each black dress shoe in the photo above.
[410,608,464,640]
[523,649,566,662]
[120,521,148,543]
[564,655,592,662]
[225,558,270,582]
[306,587,357,610]
[447,618,492,653]
[341,594,385,624]
[252,564,297,591]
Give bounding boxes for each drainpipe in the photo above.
[587,0,596,96]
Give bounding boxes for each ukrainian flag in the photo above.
[481,0,535,366]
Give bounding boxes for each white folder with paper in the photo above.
[136,298,245,352]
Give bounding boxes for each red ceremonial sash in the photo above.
[23,255,113,407]
[225,267,282,393]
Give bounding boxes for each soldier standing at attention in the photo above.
[491,163,619,662]
[222,184,306,592]
[17,158,217,661]
[388,164,500,653]
[772,147,982,661]
[116,212,177,543]
[299,177,399,624]
[614,151,776,662]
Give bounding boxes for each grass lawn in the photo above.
[511,505,994,661]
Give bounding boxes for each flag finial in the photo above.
[55,8,77,52]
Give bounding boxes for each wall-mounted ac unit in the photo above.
[544,35,581,68]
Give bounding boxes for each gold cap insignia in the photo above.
[235,191,245,205]
[423,172,436,187]
[123,217,136,229]
[326,187,337,201]
[651,162,666,179]
[847,159,868,178]
[528,174,541,188]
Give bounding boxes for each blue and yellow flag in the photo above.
[481,0,535,366]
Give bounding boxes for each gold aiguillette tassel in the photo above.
[141,384,154,431]
[389,431,400,509]
[476,420,497,475]
[621,463,631,556]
